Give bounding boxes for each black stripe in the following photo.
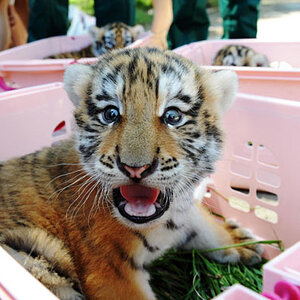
[179,231,197,247]
[132,231,159,253]
[165,219,180,230]
[155,78,159,99]
[96,94,114,102]
[113,242,144,271]
[185,101,202,117]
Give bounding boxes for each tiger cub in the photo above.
[45,22,144,59]
[212,44,270,67]
[0,48,263,300]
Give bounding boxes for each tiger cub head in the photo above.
[88,22,144,56]
[64,48,238,228]
[213,44,269,67]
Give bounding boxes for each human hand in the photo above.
[129,31,168,50]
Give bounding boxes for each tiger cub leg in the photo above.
[182,202,263,265]
[0,227,84,300]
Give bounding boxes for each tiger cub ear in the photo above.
[88,25,105,40]
[130,24,144,39]
[64,64,94,107]
[211,70,238,114]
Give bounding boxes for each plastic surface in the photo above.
[213,284,267,299]
[174,39,300,101]
[204,93,300,258]
[262,281,300,300]
[263,242,300,294]
[0,247,58,300]
[0,82,74,160]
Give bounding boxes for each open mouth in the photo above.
[113,184,170,224]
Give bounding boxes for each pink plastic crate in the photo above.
[204,93,300,259]
[174,40,300,101]
[0,82,74,160]
[263,241,300,294]
[0,247,58,300]
[0,34,97,90]
[213,284,267,300]
[0,85,300,298]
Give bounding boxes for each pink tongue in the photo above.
[120,184,160,205]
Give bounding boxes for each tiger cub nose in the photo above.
[116,157,158,179]
[124,165,150,179]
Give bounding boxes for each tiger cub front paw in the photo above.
[220,219,264,265]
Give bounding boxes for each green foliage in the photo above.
[149,249,267,300]
[69,0,94,15]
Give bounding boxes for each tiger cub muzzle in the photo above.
[113,157,170,224]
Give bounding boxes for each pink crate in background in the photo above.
[0,32,149,91]
[0,34,97,90]
[0,82,74,160]
[174,39,300,101]
[204,93,300,259]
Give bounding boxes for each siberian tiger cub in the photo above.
[212,44,270,67]
[45,22,144,59]
[0,48,263,300]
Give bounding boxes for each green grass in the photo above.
[149,249,266,299]
[149,239,283,299]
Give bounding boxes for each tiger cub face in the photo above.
[212,44,269,67]
[89,22,144,56]
[64,48,237,228]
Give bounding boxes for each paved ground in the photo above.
[208,0,300,40]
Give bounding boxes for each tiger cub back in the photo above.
[212,44,269,67]
[45,22,144,59]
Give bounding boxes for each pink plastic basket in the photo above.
[0,82,74,160]
[174,39,300,101]
[0,84,300,298]
[0,34,98,90]
[204,93,300,259]
[0,32,150,91]
[213,284,267,300]
[263,241,300,295]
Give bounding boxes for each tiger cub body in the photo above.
[0,48,263,300]
[212,44,270,67]
[45,22,144,59]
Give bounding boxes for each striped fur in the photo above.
[45,22,144,59]
[0,48,263,300]
[212,44,270,67]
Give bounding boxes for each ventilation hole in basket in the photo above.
[52,121,66,137]
[205,189,211,199]
[233,141,253,160]
[231,186,250,195]
[248,141,253,147]
[230,161,252,178]
[256,169,280,188]
[257,144,279,167]
[229,197,250,213]
[254,205,278,224]
[256,190,278,206]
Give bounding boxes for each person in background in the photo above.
[0,0,29,51]
[168,0,260,49]
[27,0,172,50]
[26,0,260,49]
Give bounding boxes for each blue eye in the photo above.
[100,106,120,125]
[163,108,182,126]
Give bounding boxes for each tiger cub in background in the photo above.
[0,48,263,300]
[212,44,270,67]
[45,22,144,59]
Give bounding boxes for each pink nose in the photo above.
[124,164,150,179]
